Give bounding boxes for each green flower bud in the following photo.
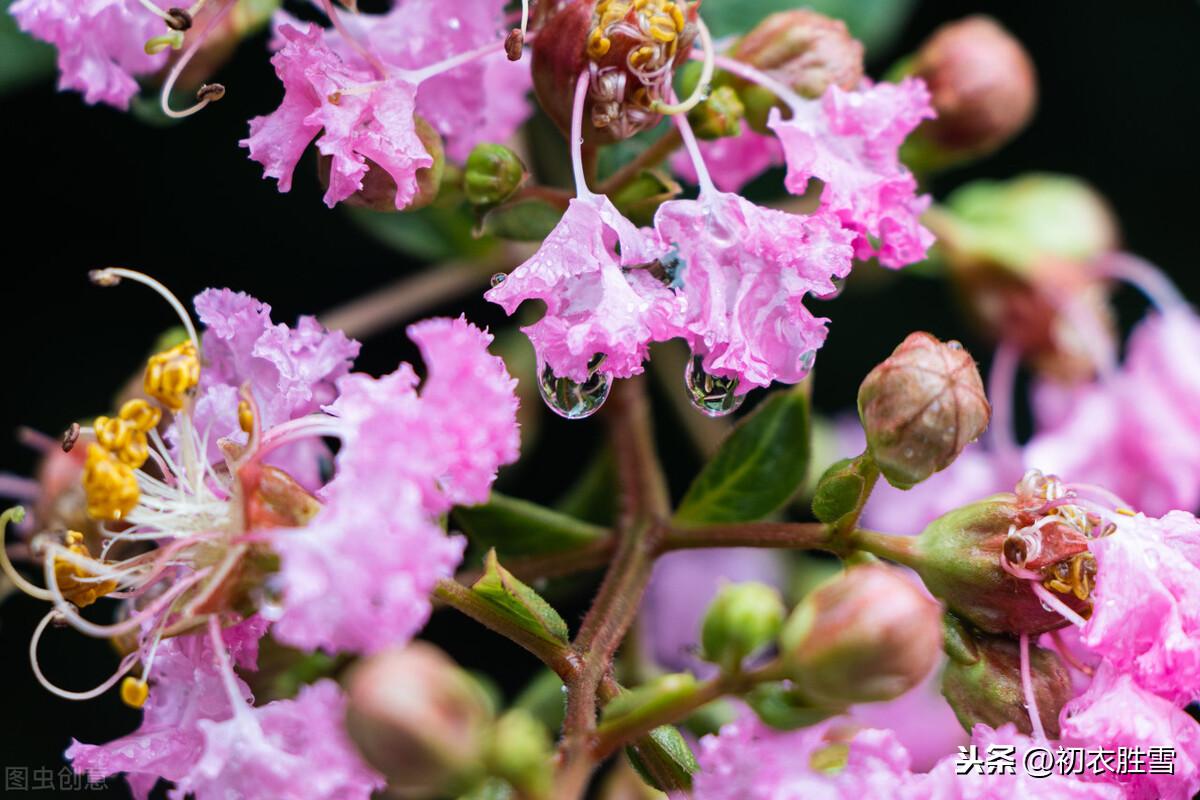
[484,710,553,798]
[700,582,785,673]
[780,565,941,706]
[810,454,875,525]
[464,144,528,206]
[857,333,990,490]
[686,85,744,140]
[942,626,1073,738]
[345,642,493,798]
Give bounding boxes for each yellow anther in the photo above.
[120,677,150,709]
[94,415,133,453]
[1116,507,1136,517]
[630,45,655,66]
[648,16,678,42]
[83,444,140,521]
[53,530,118,608]
[669,3,685,31]
[144,341,200,411]
[238,400,254,434]
[588,28,611,58]
[118,398,162,432]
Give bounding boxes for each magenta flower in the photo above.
[1060,665,1200,800]
[270,316,519,653]
[768,78,936,268]
[1081,509,1200,704]
[9,0,169,108]
[485,194,678,382]
[671,128,785,193]
[242,23,432,210]
[694,716,915,799]
[653,191,855,392]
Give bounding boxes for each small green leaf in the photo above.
[454,494,607,556]
[674,383,811,525]
[601,673,698,725]
[745,683,836,731]
[471,550,570,644]
[625,724,698,792]
[811,455,876,524]
[480,199,563,241]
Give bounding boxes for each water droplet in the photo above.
[684,354,744,417]
[537,362,611,419]
[447,17,461,29]
[947,340,964,350]
[489,272,507,287]
[815,276,846,300]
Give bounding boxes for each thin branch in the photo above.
[596,128,683,197]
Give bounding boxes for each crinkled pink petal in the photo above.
[769,78,935,268]
[1060,665,1200,800]
[485,194,678,382]
[1081,510,1200,704]
[10,0,169,108]
[695,715,915,799]
[242,23,431,209]
[176,680,383,800]
[672,128,784,193]
[66,618,265,797]
[654,192,855,392]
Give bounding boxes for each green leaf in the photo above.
[471,550,570,644]
[454,494,607,556]
[625,724,698,792]
[674,383,812,525]
[601,674,698,725]
[699,0,918,55]
[480,199,563,241]
[346,203,495,261]
[811,455,876,524]
[745,683,836,731]
[0,0,55,95]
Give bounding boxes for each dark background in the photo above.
[1,1,1198,797]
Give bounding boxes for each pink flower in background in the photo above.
[769,78,935,268]
[485,194,678,382]
[1080,510,1200,704]
[243,23,432,210]
[671,129,784,193]
[1060,666,1200,800]
[849,668,969,772]
[9,0,169,108]
[272,317,519,653]
[653,192,855,392]
[694,716,915,799]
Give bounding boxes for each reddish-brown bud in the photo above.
[733,10,863,99]
[532,0,698,142]
[908,16,1037,163]
[857,333,990,490]
[345,643,494,797]
[942,628,1073,738]
[317,116,445,212]
[780,565,942,706]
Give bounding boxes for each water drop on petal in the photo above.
[490,272,507,287]
[684,354,744,417]
[537,361,612,419]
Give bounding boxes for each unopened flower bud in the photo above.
[532,0,699,142]
[345,642,493,797]
[904,16,1036,169]
[857,333,990,490]
[484,709,553,797]
[700,582,785,673]
[929,175,1119,382]
[318,116,445,212]
[780,565,941,706]
[942,627,1072,738]
[687,85,744,140]
[463,144,528,206]
[906,475,1095,636]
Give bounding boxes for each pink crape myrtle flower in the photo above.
[671,128,785,193]
[271,316,519,654]
[694,715,915,800]
[849,666,969,772]
[1060,665,1200,800]
[187,288,360,488]
[9,0,169,108]
[485,193,678,383]
[768,78,936,268]
[653,191,856,392]
[66,617,269,799]
[303,0,533,161]
[243,23,432,210]
[1080,509,1200,704]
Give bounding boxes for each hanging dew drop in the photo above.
[537,361,611,419]
[489,272,507,287]
[684,354,744,417]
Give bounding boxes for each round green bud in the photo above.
[463,144,528,206]
[484,709,553,797]
[687,85,745,141]
[700,582,785,673]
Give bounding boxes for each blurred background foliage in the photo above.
[1,0,1198,796]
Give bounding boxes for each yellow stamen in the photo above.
[82,445,140,521]
[144,341,200,411]
[238,400,254,434]
[53,531,118,608]
[1116,507,1136,516]
[120,676,149,708]
[119,398,162,432]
